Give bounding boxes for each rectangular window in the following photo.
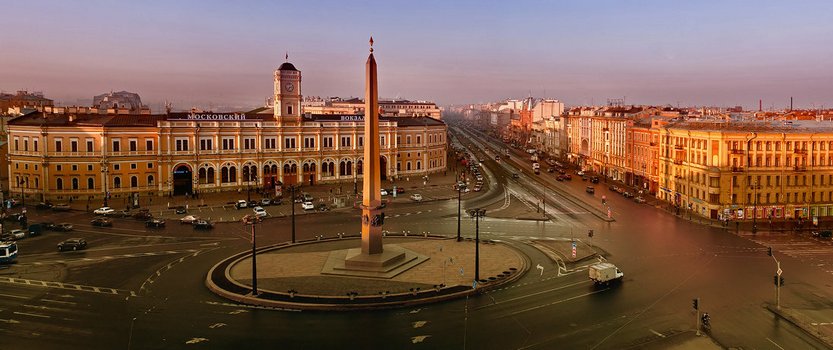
[200,138,213,151]
[56,165,62,171]
[70,139,78,152]
[304,137,315,149]
[148,163,153,169]
[87,164,93,171]
[13,138,18,151]
[86,139,94,152]
[284,137,296,149]
[113,139,121,152]
[113,164,120,170]
[359,136,363,147]
[222,137,235,150]
[323,136,333,148]
[340,136,351,147]
[416,135,421,144]
[175,139,189,151]
[131,163,137,170]
[55,139,63,152]
[33,138,38,152]
[23,138,28,151]
[129,139,137,152]
[146,139,154,151]
[72,164,77,171]
[264,138,276,149]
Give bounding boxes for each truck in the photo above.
[532,162,540,174]
[588,262,623,285]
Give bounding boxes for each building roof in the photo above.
[307,114,445,126]
[665,119,833,133]
[278,62,298,71]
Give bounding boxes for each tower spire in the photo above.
[285,51,288,61]
[369,36,374,53]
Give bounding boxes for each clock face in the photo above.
[285,83,295,92]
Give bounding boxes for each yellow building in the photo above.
[7,60,447,205]
[658,120,833,221]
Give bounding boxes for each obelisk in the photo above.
[361,36,383,255]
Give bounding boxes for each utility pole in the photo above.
[457,182,465,242]
[768,247,783,308]
[243,214,261,295]
[291,185,296,243]
[469,209,486,282]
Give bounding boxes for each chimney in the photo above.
[790,97,793,111]
[759,99,762,112]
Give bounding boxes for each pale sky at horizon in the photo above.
[3,0,833,111]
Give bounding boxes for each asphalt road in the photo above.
[0,123,832,349]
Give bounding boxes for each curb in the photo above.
[766,304,833,348]
[205,235,530,311]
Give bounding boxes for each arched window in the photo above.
[131,176,138,188]
[87,178,94,189]
[407,162,412,171]
[322,162,328,175]
[34,177,39,189]
[199,168,207,184]
[207,168,215,183]
[270,164,278,175]
[250,166,257,181]
[339,161,346,176]
[328,162,334,176]
[229,166,237,182]
[57,178,63,190]
[72,178,79,190]
[113,177,121,188]
[147,175,155,186]
[346,161,352,175]
[357,160,363,175]
[416,161,421,170]
[242,166,250,182]
[221,167,229,183]
[284,164,291,175]
[303,163,310,172]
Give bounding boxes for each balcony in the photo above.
[731,166,745,173]
[794,165,807,172]
[794,149,807,154]
[730,149,744,155]
[674,144,684,150]
[649,142,657,146]
[673,159,684,165]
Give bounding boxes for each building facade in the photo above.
[6,60,447,205]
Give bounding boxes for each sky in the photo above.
[3,0,833,111]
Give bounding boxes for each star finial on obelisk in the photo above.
[285,51,288,61]
[369,36,374,53]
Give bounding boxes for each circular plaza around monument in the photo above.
[206,234,528,311]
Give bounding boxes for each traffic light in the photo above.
[773,275,778,286]
[767,247,772,256]
[692,298,699,310]
[780,276,785,286]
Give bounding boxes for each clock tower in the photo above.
[274,59,302,125]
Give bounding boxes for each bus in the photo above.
[0,241,18,263]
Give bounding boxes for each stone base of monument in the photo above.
[321,244,429,279]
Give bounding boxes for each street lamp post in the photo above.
[18,179,25,207]
[290,185,296,243]
[468,208,486,282]
[767,247,782,309]
[243,214,261,295]
[456,182,466,242]
[752,181,761,234]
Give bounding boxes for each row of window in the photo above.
[13,137,156,153]
[16,175,154,190]
[14,162,153,172]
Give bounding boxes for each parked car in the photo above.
[180,215,199,224]
[563,174,572,180]
[93,207,115,215]
[590,176,600,183]
[473,186,482,192]
[192,220,214,230]
[58,238,87,251]
[260,198,272,206]
[303,193,314,202]
[55,223,74,232]
[317,203,329,212]
[253,206,268,218]
[28,223,43,236]
[35,202,54,210]
[52,203,71,211]
[133,211,153,220]
[236,200,248,209]
[512,173,520,179]
[410,194,423,201]
[175,206,187,214]
[302,201,315,210]
[577,170,586,176]
[145,218,166,228]
[586,186,595,194]
[547,167,555,173]
[109,210,131,218]
[634,196,646,204]
[622,191,634,198]
[10,229,26,240]
[248,200,259,208]
[380,189,389,196]
[40,222,58,231]
[556,175,565,181]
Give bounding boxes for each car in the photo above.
[577,170,585,176]
[145,218,166,228]
[27,223,43,236]
[35,202,53,210]
[110,209,131,218]
[390,188,405,195]
[622,191,634,198]
[91,217,113,227]
[410,194,423,201]
[563,174,572,180]
[40,222,58,231]
[52,203,71,211]
[591,176,600,183]
[260,198,272,206]
[192,220,214,230]
[547,167,555,173]
[55,223,74,232]
[380,189,389,196]
[93,207,115,215]
[248,200,259,208]
[473,186,482,192]
[317,203,329,212]
[180,215,199,224]
[303,193,314,202]
[58,238,87,252]
[270,198,282,205]
[236,200,248,209]
[634,196,646,203]
[175,206,187,214]
[556,175,565,181]
[4,213,26,222]
[253,206,268,218]
[133,211,153,220]
[512,173,520,179]
[586,186,595,194]
[10,229,26,240]
[301,201,315,210]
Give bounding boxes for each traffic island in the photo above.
[206,235,529,311]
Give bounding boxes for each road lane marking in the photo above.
[0,293,27,299]
[0,318,20,324]
[766,337,785,350]
[41,299,76,305]
[0,277,135,297]
[505,289,609,316]
[14,311,50,319]
[412,321,427,328]
[185,338,209,344]
[477,280,593,309]
[649,329,665,338]
[411,335,430,343]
